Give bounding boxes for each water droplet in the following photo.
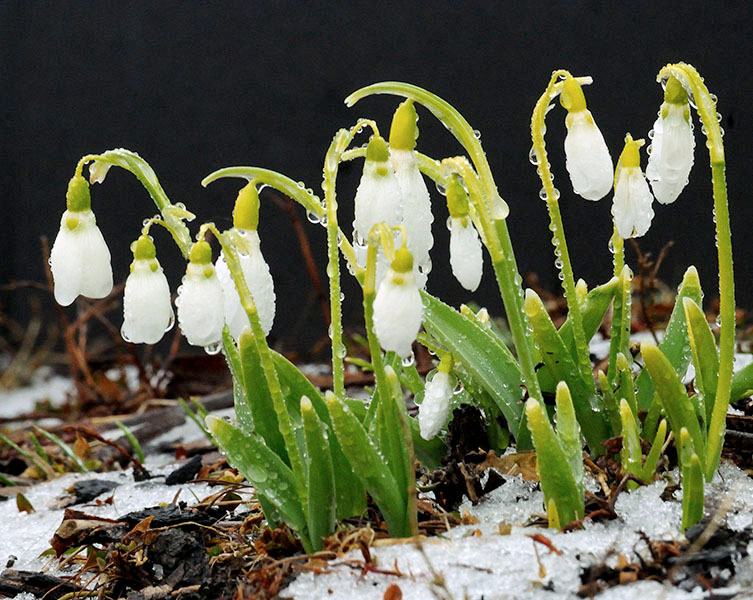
[297,181,305,189]
[453,380,464,395]
[165,312,175,332]
[719,126,725,137]
[716,112,722,123]
[558,271,565,281]
[446,216,453,231]
[306,211,320,224]
[701,124,708,135]
[337,345,347,359]
[328,324,333,339]
[710,93,718,105]
[339,292,345,302]
[715,314,722,328]
[539,187,548,201]
[326,263,334,278]
[551,187,560,200]
[473,129,481,139]
[608,239,615,254]
[121,327,132,343]
[646,144,653,155]
[435,182,447,196]
[555,258,564,270]
[402,354,415,367]
[529,147,539,165]
[648,129,655,140]
[142,218,151,227]
[204,341,222,355]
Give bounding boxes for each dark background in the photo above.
[2,1,752,354]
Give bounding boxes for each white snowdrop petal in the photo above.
[449,218,483,292]
[49,210,113,306]
[613,168,655,239]
[418,371,453,440]
[646,103,695,205]
[122,260,173,344]
[390,149,434,282]
[176,263,225,347]
[353,160,403,241]
[373,269,423,358]
[564,110,614,201]
[217,230,276,341]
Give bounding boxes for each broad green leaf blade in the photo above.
[377,367,411,502]
[326,393,409,537]
[272,351,366,519]
[206,416,308,542]
[525,399,584,527]
[301,397,336,551]
[636,267,703,410]
[683,298,718,426]
[524,290,609,452]
[640,341,705,461]
[238,331,288,464]
[679,428,704,531]
[222,329,254,433]
[420,291,523,433]
[731,361,753,402]
[559,277,619,364]
[554,382,584,497]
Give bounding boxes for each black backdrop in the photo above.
[3,1,752,352]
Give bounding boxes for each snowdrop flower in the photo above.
[121,235,173,344]
[373,247,423,358]
[353,135,402,242]
[176,240,225,348]
[446,175,483,292]
[612,134,655,239]
[389,100,433,288]
[216,183,276,340]
[646,76,695,205]
[418,364,453,440]
[50,174,113,306]
[560,77,614,201]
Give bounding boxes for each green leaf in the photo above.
[206,416,308,546]
[636,267,702,410]
[301,397,336,551]
[597,370,621,435]
[615,353,638,419]
[238,330,289,464]
[559,277,618,365]
[326,393,409,537]
[525,399,584,528]
[524,289,609,452]
[377,367,412,502]
[640,341,705,462]
[554,382,584,498]
[683,298,718,426]
[115,422,145,464]
[222,329,253,433]
[731,361,753,402]
[619,399,642,489]
[32,426,89,473]
[640,419,667,483]
[608,266,633,384]
[679,428,704,531]
[420,291,523,434]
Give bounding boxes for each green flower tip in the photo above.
[618,397,631,418]
[389,99,418,151]
[204,414,220,433]
[559,77,588,113]
[682,265,700,288]
[133,235,157,260]
[391,247,414,273]
[446,175,470,218]
[300,395,313,413]
[189,240,212,264]
[664,76,689,105]
[615,352,629,370]
[233,183,260,230]
[524,397,541,419]
[618,134,645,170]
[366,135,390,162]
[523,288,542,317]
[66,174,91,212]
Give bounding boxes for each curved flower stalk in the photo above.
[560,77,614,201]
[446,174,483,292]
[346,82,543,409]
[646,76,695,205]
[418,357,454,440]
[654,63,733,482]
[50,174,114,306]
[612,134,655,239]
[215,183,276,340]
[121,233,173,344]
[175,238,225,349]
[389,100,434,288]
[373,245,423,358]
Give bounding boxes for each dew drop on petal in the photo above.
[204,341,222,355]
[402,353,415,367]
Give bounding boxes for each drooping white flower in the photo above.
[217,229,276,340]
[612,134,655,239]
[560,77,613,201]
[176,241,225,348]
[353,135,402,242]
[418,370,453,440]
[389,100,433,288]
[373,247,423,358]
[645,77,695,205]
[50,175,113,306]
[121,235,173,344]
[446,175,483,292]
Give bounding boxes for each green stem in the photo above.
[530,70,595,394]
[657,64,734,480]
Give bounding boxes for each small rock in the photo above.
[165,455,202,485]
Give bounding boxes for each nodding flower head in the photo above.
[50,174,113,306]
[121,234,174,344]
[612,134,655,239]
[352,135,403,242]
[446,175,483,292]
[216,184,276,341]
[389,100,433,289]
[418,365,453,440]
[373,246,423,358]
[560,77,614,201]
[646,76,695,205]
[176,240,225,348]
